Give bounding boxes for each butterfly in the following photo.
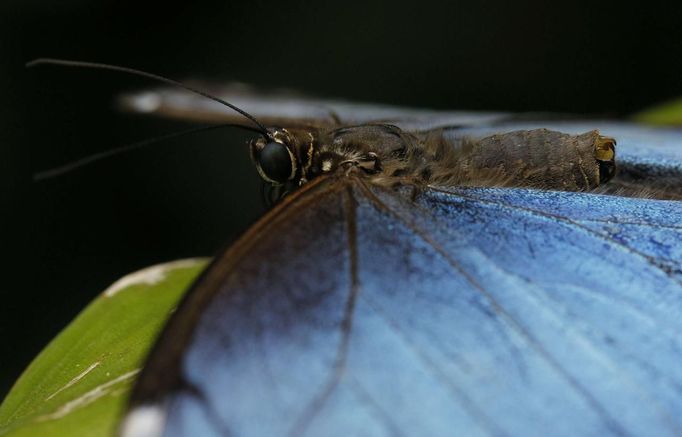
[29,60,682,436]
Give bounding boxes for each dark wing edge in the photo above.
[118,174,346,436]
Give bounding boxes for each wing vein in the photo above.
[287,185,361,437]
[414,188,682,335]
[360,293,505,437]
[428,186,682,284]
[572,218,682,231]
[348,376,408,437]
[470,246,681,426]
[355,178,630,436]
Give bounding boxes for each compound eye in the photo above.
[256,141,296,184]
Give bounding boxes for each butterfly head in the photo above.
[250,126,388,191]
[250,124,415,195]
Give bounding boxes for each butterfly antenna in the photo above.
[26,58,270,136]
[33,123,260,181]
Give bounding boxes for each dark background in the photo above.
[3,0,682,397]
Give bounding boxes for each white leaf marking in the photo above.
[36,369,140,422]
[104,258,206,297]
[45,361,100,401]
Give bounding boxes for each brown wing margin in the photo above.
[126,174,345,407]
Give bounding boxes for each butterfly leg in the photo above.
[340,152,383,176]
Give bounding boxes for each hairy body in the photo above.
[251,124,616,199]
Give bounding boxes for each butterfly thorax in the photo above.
[250,124,420,186]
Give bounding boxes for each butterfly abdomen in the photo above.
[389,128,616,191]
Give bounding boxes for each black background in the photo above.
[3,0,682,397]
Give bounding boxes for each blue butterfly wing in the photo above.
[122,122,682,436]
[398,186,682,436]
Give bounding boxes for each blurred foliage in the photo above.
[634,97,682,126]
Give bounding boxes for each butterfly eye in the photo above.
[255,141,297,184]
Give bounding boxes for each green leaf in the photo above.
[0,258,210,437]
[633,97,682,126]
